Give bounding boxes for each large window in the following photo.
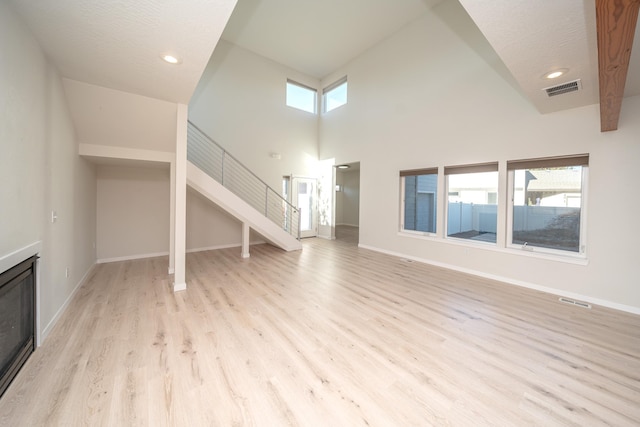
[398,155,588,258]
[286,79,317,114]
[323,76,347,113]
[445,163,498,243]
[508,155,588,253]
[400,168,438,233]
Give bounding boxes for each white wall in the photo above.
[63,79,178,152]
[189,40,320,191]
[336,170,360,226]
[186,188,264,252]
[0,1,96,338]
[95,165,263,261]
[96,165,170,261]
[319,1,640,311]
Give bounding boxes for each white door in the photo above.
[292,177,318,238]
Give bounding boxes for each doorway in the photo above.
[291,177,318,238]
[335,162,360,244]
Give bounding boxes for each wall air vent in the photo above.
[544,79,582,97]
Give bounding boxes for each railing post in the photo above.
[297,208,302,240]
[285,205,290,233]
[187,121,301,241]
[221,150,225,186]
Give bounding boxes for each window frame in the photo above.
[444,162,499,245]
[506,155,589,258]
[322,76,348,113]
[286,79,317,114]
[397,155,589,263]
[399,168,439,236]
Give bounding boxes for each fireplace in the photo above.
[0,255,37,398]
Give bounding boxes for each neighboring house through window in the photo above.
[398,155,588,258]
[508,154,588,254]
[400,168,438,234]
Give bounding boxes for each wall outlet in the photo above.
[51,210,58,223]
[65,267,70,278]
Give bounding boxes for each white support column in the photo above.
[173,104,188,292]
[168,159,176,274]
[241,222,251,259]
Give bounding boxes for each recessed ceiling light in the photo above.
[337,165,350,169]
[161,54,181,64]
[544,69,568,79]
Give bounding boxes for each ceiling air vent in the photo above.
[543,79,582,97]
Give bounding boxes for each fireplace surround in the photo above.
[0,255,37,398]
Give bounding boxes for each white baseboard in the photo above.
[187,243,240,253]
[40,263,97,344]
[97,241,268,265]
[358,243,640,316]
[187,241,266,254]
[97,251,169,264]
[317,235,335,240]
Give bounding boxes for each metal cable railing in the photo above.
[187,121,300,239]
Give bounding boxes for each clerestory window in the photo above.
[286,79,317,114]
[323,76,347,113]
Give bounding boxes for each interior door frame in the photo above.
[291,176,318,238]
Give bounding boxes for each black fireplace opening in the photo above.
[0,255,37,398]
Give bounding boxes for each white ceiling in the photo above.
[459,0,600,114]
[8,0,237,104]
[223,0,640,115]
[7,0,639,116]
[458,0,640,114]
[221,0,445,79]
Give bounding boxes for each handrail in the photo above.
[189,121,291,206]
[187,120,300,239]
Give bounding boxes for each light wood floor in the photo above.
[1,227,639,426]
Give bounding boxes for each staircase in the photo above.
[186,121,302,252]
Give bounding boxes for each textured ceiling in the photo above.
[9,0,238,104]
[221,0,445,79]
[459,0,639,114]
[224,0,639,115]
[458,0,599,114]
[8,0,639,117]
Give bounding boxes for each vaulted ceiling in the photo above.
[7,0,238,104]
[220,0,445,79]
[457,0,639,131]
[8,0,639,130]
[222,0,639,130]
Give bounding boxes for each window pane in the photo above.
[512,166,583,252]
[286,81,316,114]
[447,171,498,243]
[324,81,347,113]
[403,174,437,233]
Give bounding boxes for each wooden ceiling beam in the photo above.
[596,0,640,132]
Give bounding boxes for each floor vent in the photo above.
[559,297,591,309]
[544,79,581,97]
